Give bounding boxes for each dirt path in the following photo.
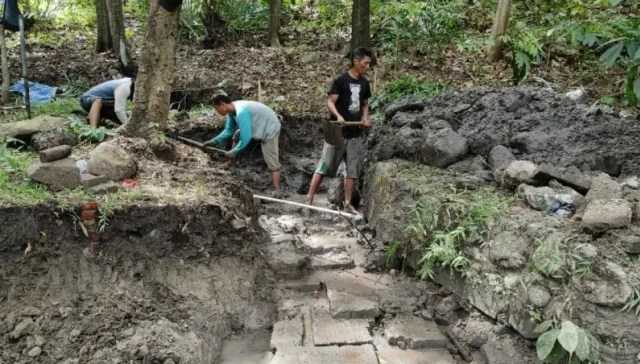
[218,193,461,364]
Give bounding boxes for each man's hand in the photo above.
[225,150,238,159]
[336,115,345,124]
[363,118,371,128]
[203,138,220,147]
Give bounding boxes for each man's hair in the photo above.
[350,47,374,66]
[212,92,232,106]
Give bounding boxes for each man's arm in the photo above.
[362,99,370,127]
[210,115,236,145]
[113,82,131,124]
[327,94,345,122]
[230,109,253,154]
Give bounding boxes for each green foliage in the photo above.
[505,28,545,85]
[621,287,640,319]
[3,98,80,123]
[0,139,52,205]
[369,75,445,112]
[404,186,510,280]
[531,237,593,279]
[66,117,116,143]
[535,320,600,363]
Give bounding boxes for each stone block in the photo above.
[27,157,81,191]
[377,347,456,364]
[327,290,380,319]
[384,316,448,349]
[269,345,378,364]
[312,311,371,346]
[81,174,108,188]
[311,252,355,270]
[270,318,303,350]
[582,199,632,232]
[38,145,72,163]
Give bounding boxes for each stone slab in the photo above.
[311,252,355,270]
[277,296,330,320]
[266,244,309,279]
[377,347,456,364]
[384,316,448,349]
[26,157,81,191]
[302,234,349,254]
[88,181,121,194]
[312,312,372,346]
[532,164,591,194]
[269,345,378,364]
[328,289,380,319]
[270,318,303,350]
[81,173,109,188]
[0,115,66,138]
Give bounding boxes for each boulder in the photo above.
[527,285,551,308]
[0,116,66,139]
[531,164,591,194]
[30,127,78,151]
[496,160,538,189]
[384,95,425,119]
[27,158,81,191]
[584,173,621,203]
[87,143,137,181]
[582,199,632,232]
[518,185,555,211]
[488,145,515,171]
[577,262,632,307]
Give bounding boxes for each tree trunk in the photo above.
[95,0,112,52]
[490,0,512,61]
[351,0,370,51]
[268,0,281,47]
[0,26,9,105]
[120,1,181,138]
[105,0,136,75]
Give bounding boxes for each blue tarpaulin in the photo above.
[4,80,58,103]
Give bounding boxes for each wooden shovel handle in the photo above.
[330,120,366,126]
[176,136,227,154]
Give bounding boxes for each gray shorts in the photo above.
[315,137,363,178]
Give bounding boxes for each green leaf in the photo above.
[546,341,568,363]
[626,42,639,59]
[611,0,623,5]
[634,77,640,99]
[558,321,580,354]
[600,43,624,68]
[537,328,559,360]
[534,320,554,334]
[634,49,640,60]
[575,329,590,361]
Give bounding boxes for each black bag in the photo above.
[2,0,21,32]
[158,0,183,12]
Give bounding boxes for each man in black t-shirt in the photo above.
[305,47,373,214]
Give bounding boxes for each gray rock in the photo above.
[578,262,632,307]
[21,307,42,317]
[620,176,640,189]
[385,95,425,119]
[31,127,78,151]
[27,157,81,191]
[481,340,521,364]
[434,296,459,325]
[496,160,538,189]
[518,184,555,211]
[38,144,73,163]
[80,174,108,188]
[385,316,448,349]
[270,318,303,349]
[312,312,371,346]
[532,164,591,195]
[10,318,34,339]
[28,346,41,357]
[574,243,598,260]
[565,89,588,104]
[528,285,551,308]
[379,126,468,168]
[584,173,621,203]
[0,115,66,138]
[582,199,632,232]
[88,143,137,181]
[328,290,380,319]
[450,314,496,348]
[488,145,515,171]
[489,231,531,269]
[88,181,121,195]
[397,340,407,350]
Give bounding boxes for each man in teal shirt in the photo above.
[204,94,283,198]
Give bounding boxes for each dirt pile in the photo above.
[372,87,640,177]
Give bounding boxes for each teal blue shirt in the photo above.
[213,101,281,154]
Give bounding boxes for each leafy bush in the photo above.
[535,320,600,363]
[66,117,116,143]
[369,75,445,111]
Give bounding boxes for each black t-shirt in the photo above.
[328,72,371,139]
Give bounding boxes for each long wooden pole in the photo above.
[18,16,31,118]
[252,194,359,218]
[176,135,227,154]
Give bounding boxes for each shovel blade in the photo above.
[322,120,344,148]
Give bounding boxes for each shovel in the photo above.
[322,120,365,148]
[175,136,227,155]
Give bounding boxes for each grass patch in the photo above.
[369,75,446,113]
[404,184,512,280]
[2,97,81,124]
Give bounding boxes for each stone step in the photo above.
[384,316,449,350]
[312,311,372,346]
[277,294,330,320]
[220,352,273,364]
[270,317,304,350]
[301,234,351,254]
[266,244,309,279]
[311,252,355,270]
[269,345,378,364]
[327,289,380,319]
[377,347,456,364]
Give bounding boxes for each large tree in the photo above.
[94,0,136,75]
[490,0,512,60]
[351,0,370,51]
[119,1,182,137]
[268,0,281,47]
